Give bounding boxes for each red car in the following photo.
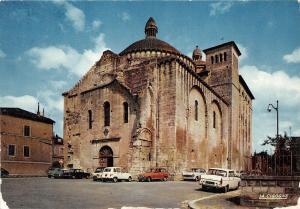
[138,168,169,182]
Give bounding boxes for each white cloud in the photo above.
[55,1,85,31]
[0,95,38,113]
[49,80,67,90]
[92,20,102,30]
[0,49,6,59]
[120,12,130,21]
[37,90,63,113]
[237,43,248,62]
[283,47,300,63]
[27,33,109,77]
[240,65,300,152]
[0,89,64,135]
[209,2,233,16]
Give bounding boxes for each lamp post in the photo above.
[267,100,279,175]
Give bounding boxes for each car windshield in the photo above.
[104,168,111,172]
[207,169,227,177]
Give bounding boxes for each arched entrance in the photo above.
[99,146,113,167]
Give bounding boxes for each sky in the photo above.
[0,0,300,153]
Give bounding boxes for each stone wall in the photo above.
[63,46,252,176]
[240,176,300,208]
[205,44,253,170]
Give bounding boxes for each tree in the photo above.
[262,132,291,154]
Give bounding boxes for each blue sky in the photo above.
[1,1,300,153]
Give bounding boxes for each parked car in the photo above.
[138,168,169,182]
[182,168,206,181]
[1,168,9,177]
[234,170,248,178]
[48,167,61,178]
[199,168,241,192]
[92,167,105,181]
[64,169,90,179]
[53,168,66,178]
[101,167,132,183]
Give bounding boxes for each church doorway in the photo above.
[99,146,113,167]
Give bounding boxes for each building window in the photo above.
[123,102,129,123]
[195,100,198,121]
[24,146,30,157]
[211,56,214,64]
[88,110,92,129]
[8,145,15,156]
[24,125,30,137]
[213,111,216,129]
[215,55,219,63]
[224,52,227,61]
[220,53,223,62]
[104,101,110,126]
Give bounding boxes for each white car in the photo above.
[92,167,105,181]
[199,168,241,192]
[101,167,132,183]
[182,168,206,181]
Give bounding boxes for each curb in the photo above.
[187,190,241,209]
[187,194,221,209]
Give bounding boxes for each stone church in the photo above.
[63,17,254,175]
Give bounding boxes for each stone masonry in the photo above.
[63,17,254,176]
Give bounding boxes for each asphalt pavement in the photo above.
[1,177,214,209]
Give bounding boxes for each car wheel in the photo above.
[163,177,167,181]
[202,185,207,191]
[147,177,151,182]
[195,176,199,181]
[224,185,229,193]
[128,176,132,182]
[113,177,118,183]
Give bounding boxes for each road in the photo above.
[1,178,214,209]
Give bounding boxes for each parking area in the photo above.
[1,178,215,209]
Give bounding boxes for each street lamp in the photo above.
[267,100,279,139]
[267,100,279,175]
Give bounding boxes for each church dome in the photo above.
[119,17,181,56]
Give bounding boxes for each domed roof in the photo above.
[119,17,181,56]
[120,38,181,56]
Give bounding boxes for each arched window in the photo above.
[88,110,92,129]
[195,100,198,121]
[224,52,227,61]
[220,53,223,62]
[213,111,216,128]
[215,55,219,63]
[123,102,129,123]
[104,102,110,126]
[211,56,214,64]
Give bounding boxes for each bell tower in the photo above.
[203,41,241,169]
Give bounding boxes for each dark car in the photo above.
[63,169,90,179]
[48,167,62,178]
[138,168,169,182]
[1,168,9,177]
[53,168,66,178]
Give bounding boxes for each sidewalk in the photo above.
[188,190,264,209]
